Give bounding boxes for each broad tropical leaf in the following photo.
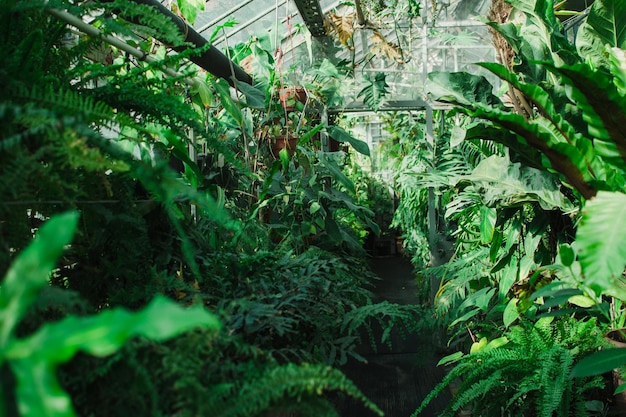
[545,62,626,170]
[426,72,503,108]
[458,155,574,211]
[577,0,626,67]
[328,125,370,156]
[571,348,626,378]
[577,191,626,299]
[0,214,222,417]
[0,212,78,347]
[427,72,596,198]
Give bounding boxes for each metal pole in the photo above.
[46,8,196,86]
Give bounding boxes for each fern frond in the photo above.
[215,363,383,417]
[536,346,573,417]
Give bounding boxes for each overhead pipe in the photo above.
[47,7,195,86]
[117,0,253,87]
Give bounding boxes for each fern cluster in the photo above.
[62,328,384,417]
[412,316,607,417]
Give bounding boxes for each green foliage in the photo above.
[357,72,390,112]
[328,125,371,156]
[577,0,626,66]
[0,213,221,417]
[412,317,606,417]
[427,0,626,200]
[576,191,626,300]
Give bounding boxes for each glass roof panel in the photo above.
[189,0,498,101]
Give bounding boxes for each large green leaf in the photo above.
[318,153,355,193]
[0,213,222,417]
[577,0,626,67]
[236,81,266,108]
[8,297,220,417]
[571,348,626,378]
[428,75,596,198]
[479,62,589,154]
[211,78,243,125]
[577,191,626,299]
[328,126,370,156]
[458,155,574,211]
[426,72,503,108]
[508,0,579,65]
[545,62,626,170]
[0,212,78,347]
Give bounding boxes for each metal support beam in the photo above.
[292,0,326,37]
[101,0,253,87]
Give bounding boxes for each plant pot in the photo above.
[279,86,307,111]
[329,138,342,152]
[271,134,298,158]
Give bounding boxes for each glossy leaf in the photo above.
[479,205,496,244]
[318,153,355,193]
[577,191,626,299]
[236,81,265,108]
[577,0,626,66]
[212,78,243,125]
[328,126,370,156]
[571,348,626,378]
[459,155,573,211]
[545,63,626,168]
[427,72,596,199]
[426,71,503,108]
[0,212,78,347]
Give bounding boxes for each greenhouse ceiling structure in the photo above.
[192,0,498,102]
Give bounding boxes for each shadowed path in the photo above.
[335,255,450,417]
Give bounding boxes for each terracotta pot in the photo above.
[271,135,298,157]
[279,87,307,111]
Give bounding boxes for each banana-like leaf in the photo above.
[427,71,596,198]
[609,47,626,92]
[545,62,626,169]
[577,0,626,67]
[577,191,626,300]
[479,62,590,152]
[458,155,574,211]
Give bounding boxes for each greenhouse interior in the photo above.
[2,0,626,416]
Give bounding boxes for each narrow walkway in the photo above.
[336,255,450,417]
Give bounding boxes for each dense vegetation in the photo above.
[2,0,626,416]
